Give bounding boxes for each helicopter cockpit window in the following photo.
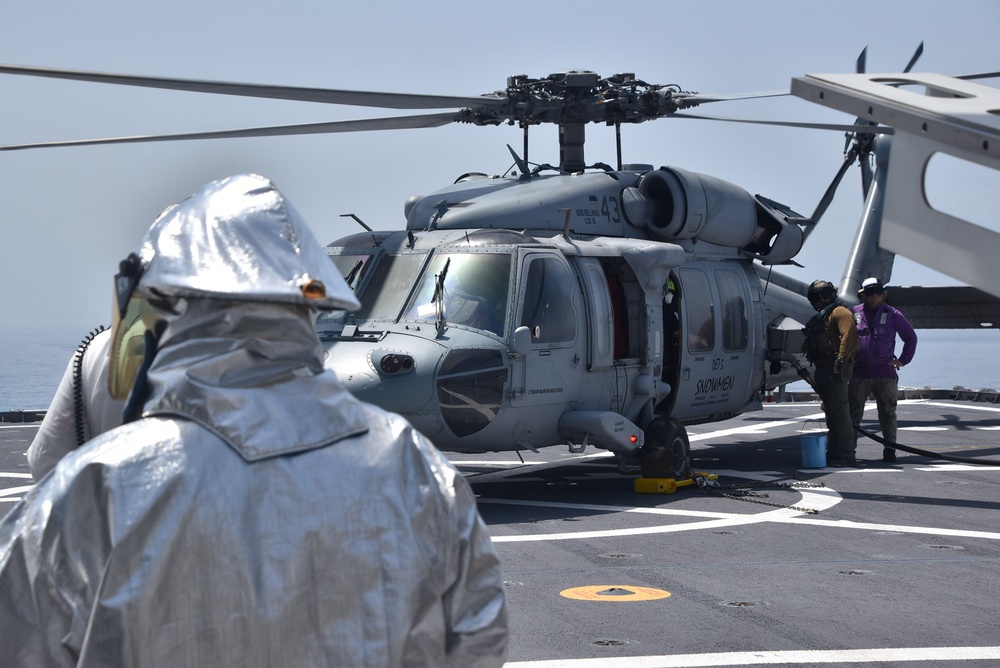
[329,253,373,292]
[403,252,511,336]
[679,268,715,352]
[315,252,378,330]
[518,256,576,344]
[715,269,748,351]
[349,253,429,321]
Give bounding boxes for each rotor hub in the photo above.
[457,71,696,129]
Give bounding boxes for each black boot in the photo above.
[882,447,896,463]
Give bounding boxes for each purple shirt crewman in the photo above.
[849,277,918,462]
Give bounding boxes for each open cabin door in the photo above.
[669,264,756,420]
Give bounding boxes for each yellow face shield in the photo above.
[109,293,157,401]
[108,252,157,401]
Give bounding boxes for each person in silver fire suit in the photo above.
[0,174,508,667]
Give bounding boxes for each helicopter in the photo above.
[2,59,998,479]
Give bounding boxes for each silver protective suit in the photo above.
[0,175,508,667]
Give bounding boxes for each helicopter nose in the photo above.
[327,345,438,416]
[326,341,508,442]
[435,347,508,438]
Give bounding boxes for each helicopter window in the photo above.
[403,252,511,336]
[328,253,373,291]
[715,269,748,351]
[679,268,715,352]
[351,253,429,321]
[519,256,576,344]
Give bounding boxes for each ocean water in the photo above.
[1,325,997,411]
[1,326,94,411]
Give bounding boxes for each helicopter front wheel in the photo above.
[638,416,691,480]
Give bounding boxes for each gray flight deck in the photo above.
[2,397,999,666]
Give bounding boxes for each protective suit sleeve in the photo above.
[427,447,508,667]
[0,479,93,667]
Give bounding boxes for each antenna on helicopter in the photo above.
[507,144,531,178]
[339,213,373,232]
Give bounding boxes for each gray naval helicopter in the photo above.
[2,58,996,477]
[311,66,1000,475]
[309,71,880,476]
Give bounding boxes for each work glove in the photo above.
[833,356,845,379]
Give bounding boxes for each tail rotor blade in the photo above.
[903,41,924,74]
[802,150,857,228]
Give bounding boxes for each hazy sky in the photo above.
[1,0,997,337]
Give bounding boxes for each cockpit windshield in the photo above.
[316,253,424,331]
[329,253,372,292]
[319,251,512,337]
[403,253,511,336]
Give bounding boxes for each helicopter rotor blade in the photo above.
[0,64,795,122]
[0,63,505,110]
[955,71,1000,81]
[0,112,460,151]
[670,113,893,134]
[844,47,873,154]
[798,150,858,232]
[0,108,890,154]
[902,41,924,74]
[674,89,789,105]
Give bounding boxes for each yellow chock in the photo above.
[634,472,717,495]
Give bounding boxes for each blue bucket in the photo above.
[800,426,828,468]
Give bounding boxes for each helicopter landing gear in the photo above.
[638,416,691,480]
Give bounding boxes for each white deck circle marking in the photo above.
[484,486,842,543]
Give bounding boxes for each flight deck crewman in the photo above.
[849,277,918,463]
[803,279,860,467]
[0,174,508,667]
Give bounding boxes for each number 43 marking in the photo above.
[601,196,621,224]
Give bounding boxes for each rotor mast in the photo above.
[559,122,587,173]
[556,71,600,173]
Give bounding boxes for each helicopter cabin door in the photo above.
[509,251,583,411]
[670,264,754,420]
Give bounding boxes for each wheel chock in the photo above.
[634,472,717,494]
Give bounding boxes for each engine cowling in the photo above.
[623,167,804,264]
